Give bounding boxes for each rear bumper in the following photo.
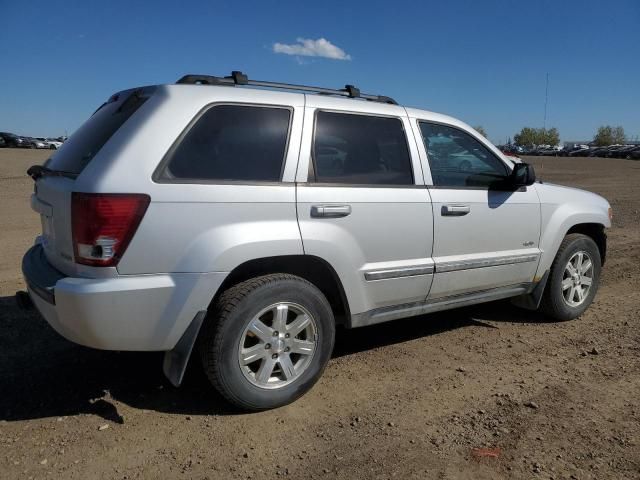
[22,243,65,305]
[22,244,227,351]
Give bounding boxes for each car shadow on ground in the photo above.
[0,294,556,422]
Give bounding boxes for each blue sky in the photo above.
[1,0,638,144]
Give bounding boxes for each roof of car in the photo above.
[171,72,471,126]
[166,72,499,156]
[175,71,399,106]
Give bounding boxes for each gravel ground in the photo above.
[0,149,639,480]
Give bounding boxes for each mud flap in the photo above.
[163,311,206,387]
[511,270,549,311]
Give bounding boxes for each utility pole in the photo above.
[543,73,549,131]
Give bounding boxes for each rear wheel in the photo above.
[199,274,335,410]
[539,234,601,320]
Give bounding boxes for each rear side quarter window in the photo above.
[158,104,291,183]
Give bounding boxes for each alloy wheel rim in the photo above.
[561,251,594,307]
[238,302,317,389]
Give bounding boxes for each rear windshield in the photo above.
[45,88,154,174]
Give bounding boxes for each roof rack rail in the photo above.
[176,71,398,105]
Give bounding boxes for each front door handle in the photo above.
[441,204,470,216]
[311,204,352,218]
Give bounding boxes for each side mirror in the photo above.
[510,162,536,187]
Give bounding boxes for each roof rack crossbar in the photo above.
[176,72,398,105]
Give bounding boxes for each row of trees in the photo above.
[473,125,629,147]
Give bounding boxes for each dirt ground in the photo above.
[1,149,639,480]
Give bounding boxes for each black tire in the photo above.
[198,274,335,410]
[539,233,601,321]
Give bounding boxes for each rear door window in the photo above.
[160,105,291,182]
[312,111,413,185]
[46,89,152,174]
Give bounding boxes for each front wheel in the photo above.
[539,233,601,321]
[199,274,335,410]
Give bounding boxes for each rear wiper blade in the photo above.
[27,165,78,181]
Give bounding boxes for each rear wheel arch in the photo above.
[199,273,336,410]
[212,255,350,325]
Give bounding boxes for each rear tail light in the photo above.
[72,193,150,267]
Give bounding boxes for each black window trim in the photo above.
[417,119,512,190]
[307,108,417,187]
[153,101,294,185]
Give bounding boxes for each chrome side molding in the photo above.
[364,264,434,281]
[435,253,539,273]
[363,252,539,281]
[349,283,532,328]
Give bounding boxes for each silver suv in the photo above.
[22,72,611,410]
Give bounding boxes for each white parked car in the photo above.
[30,138,48,149]
[36,138,63,149]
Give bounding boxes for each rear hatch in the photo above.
[29,87,155,276]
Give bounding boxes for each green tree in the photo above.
[593,125,626,146]
[473,126,487,138]
[613,126,626,144]
[514,127,538,146]
[514,127,561,147]
[544,127,560,146]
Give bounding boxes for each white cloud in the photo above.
[273,38,351,61]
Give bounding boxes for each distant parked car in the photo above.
[627,147,640,160]
[609,145,637,159]
[35,137,63,150]
[30,138,48,149]
[599,145,622,158]
[567,147,591,157]
[20,136,38,148]
[46,138,63,149]
[537,147,561,157]
[428,137,496,172]
[562,146,590,157]
[537,149,553,156]
[497,145,522,156]
[0,132,31,148]
[588,147,611,157]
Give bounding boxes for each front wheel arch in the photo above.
[566,223,606,266]
[539,233,602,321]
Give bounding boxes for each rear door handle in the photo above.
[441,204,470,216]
[311,204,352,218]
